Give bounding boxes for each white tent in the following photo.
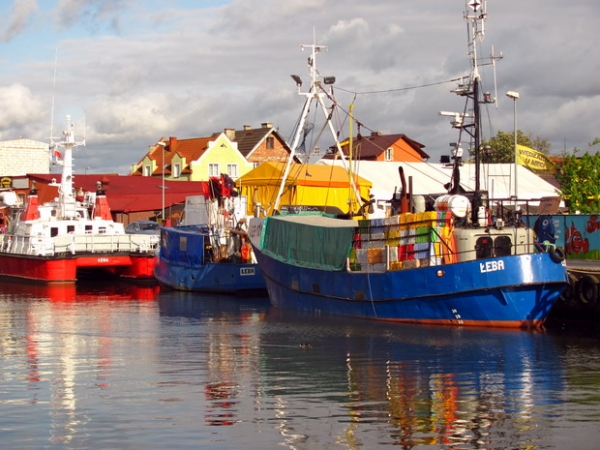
[318,160,561,206]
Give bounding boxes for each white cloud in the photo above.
[0,0,598,173]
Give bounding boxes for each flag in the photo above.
[516,145,553,171]
[54,149,62,158]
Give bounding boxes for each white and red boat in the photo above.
[0,116,159,283]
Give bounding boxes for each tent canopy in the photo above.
[319,160,561,205]
[237,162,372,216]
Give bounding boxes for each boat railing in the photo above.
[348,211,537,273]
[0,232,158,256]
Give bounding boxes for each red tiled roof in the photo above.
[27,173,207,213]
[149,137,212,175]
[329,133,429,160]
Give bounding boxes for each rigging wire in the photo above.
[335,76,465,96]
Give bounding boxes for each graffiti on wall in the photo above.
[527,215,600,260]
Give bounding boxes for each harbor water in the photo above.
[1,280,600,449]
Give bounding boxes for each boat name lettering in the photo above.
[98,257,110,263]
[480,260,505,273]
[240,267,255,276]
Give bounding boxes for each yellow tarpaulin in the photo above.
[517,145,553,171]
[236,162,372,216]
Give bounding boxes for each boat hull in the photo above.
[0,252,157,283]
[0,253,78,283]
[252,247,568,328]
[154,253,265,294]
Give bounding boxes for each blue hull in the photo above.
[154,224,266,294]
[253,248,568,328]
[154,254,265,294]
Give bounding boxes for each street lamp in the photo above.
[506,91,519,203]
[156,141,166,223]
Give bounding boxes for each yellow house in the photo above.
[132,133,249,182]
[131,123,293,182]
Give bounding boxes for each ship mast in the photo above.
[50,116,86,220]
[445,0,496,225]
[274,39,362,214]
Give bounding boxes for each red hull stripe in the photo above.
[374,317,546,329]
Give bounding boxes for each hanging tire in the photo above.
[578,274,599,304]
[560,273,579,303]
[548,246,565,263]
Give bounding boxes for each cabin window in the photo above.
[385,148,393,161]
[494,236,513,257]
[50,227,59,237]
[266,136,274,150]
[144,165,152,176]
[227,164,238,178]
[67,225,75,233]
[173,163,181,178]
[475,236,493,259]
[85,225,93,233]
[98,227,107,234]
[209,163,220,177]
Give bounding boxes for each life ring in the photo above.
[548,246,565,263]
[578,274,599,304]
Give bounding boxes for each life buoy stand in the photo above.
[548,246,565,263]
[578,274,599,304]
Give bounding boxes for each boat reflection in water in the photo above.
[0,280,161,447]
[158,292,566,448]
[0,278,160,302]
[258,309,565,448]
[157,290,271,428]
[1,283,588,448]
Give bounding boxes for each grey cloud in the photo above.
[1,0,38,42]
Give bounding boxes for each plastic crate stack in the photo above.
[349,211,451,272]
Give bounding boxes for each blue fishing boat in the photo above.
[154,176,265,294]
[247,1,569,328]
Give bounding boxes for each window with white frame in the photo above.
[144,165,151,176]
[226,164,238,178]
[385,148,393,161]
[208,163,220,177]
[173,163,181,178]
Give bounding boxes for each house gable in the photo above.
[191,132,254,181]
[235,123,291,164]
[327,132,429,162]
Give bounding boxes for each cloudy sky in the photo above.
[0,0,598,174]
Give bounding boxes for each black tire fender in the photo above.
[578,274,599,304]
[560,273,579,303]
[549,246,566,263]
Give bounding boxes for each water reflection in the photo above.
[1,282,600,449]
[257,309,566,448]
[0,280,160,446]
[157,292,569,448]
[157,290,270,428]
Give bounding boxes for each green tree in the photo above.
[477,130,549,163]
[554,152,600,213]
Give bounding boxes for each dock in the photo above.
[546,260,600,329]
